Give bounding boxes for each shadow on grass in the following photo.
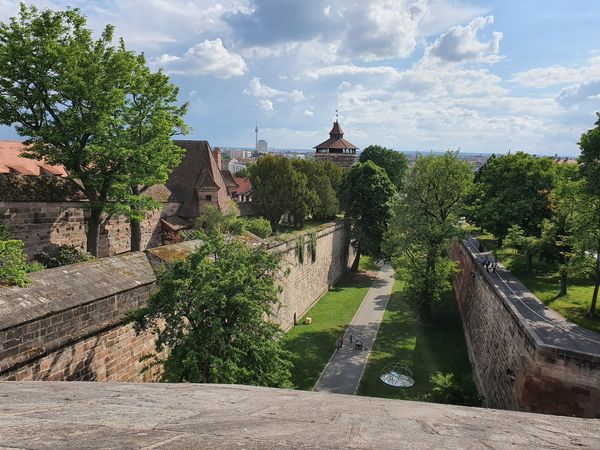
[357,283,479,406]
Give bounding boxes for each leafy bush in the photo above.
[244,217,272,238]
[425,372,481,407]
[0,223,13,241]
[34,244,93,268]
[0,239,32,287]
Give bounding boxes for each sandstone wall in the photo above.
[268,221,354,330]
[0,252,160,382]
[0,222,353,382]
[453,240,600,418]
[0,201,180,257]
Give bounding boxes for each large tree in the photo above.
[0,5,187,255]
[359,145,408,191]
[292,159,339,221]
[342,161,396,271]
[111,64,188,250]
[577,113,600,317]
[473,152,556,246]
[384,153,473,322]
[249,155,297,227]
[129,232,293,386]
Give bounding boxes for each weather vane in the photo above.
[335,109,339,121]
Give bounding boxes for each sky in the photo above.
[1,1,600,156]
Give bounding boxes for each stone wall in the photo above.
[0,201,180,257]
[453,240,600,418]
[0,252,160,382]
[268,222,354,330]
[0,221,353,382]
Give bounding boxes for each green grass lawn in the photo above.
[358,255,381,272]
[469,229,600,334]
[357,281,479,406]
[281,271,373,390]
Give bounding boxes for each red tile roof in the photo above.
[0,141,67,176]
[234,177,252,195]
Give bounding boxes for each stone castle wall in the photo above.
[0,201,180,257]
[268,221,354,330]
[0,222,353,382]
[452,241,600,418]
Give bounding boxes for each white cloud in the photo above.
[511,56,600,88]
[557,80,600,108]
[244,77,305,101]
[154,39,247,78]
[303,110,314,117]
[258,99,274,111]
[424,16,503,64]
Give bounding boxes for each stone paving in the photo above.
[1,382,599,449]
[313,265,395,395]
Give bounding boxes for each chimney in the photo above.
[213,147,222,170]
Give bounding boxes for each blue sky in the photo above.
[1,0,600,155]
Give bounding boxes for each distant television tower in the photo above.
[255,123,258,151]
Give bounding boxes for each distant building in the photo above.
[257,139,268,152]
[228,149,251,160]
[314,120,358,168]
[228,158,247,174]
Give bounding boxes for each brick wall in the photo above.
[453,241,600,418]
[0,201,181,257]
[0,222,354,382]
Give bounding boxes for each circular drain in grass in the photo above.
[380,364,414,387]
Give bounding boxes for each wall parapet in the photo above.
[0,221,353,381]
[453,237,600,418]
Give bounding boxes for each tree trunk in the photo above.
[497,236,503,248]
[420,299,432,323]
[589,243,600,317]
[559,267,568,297]
[351,247,361,272]
[130,218,142,252]
[527,252,533,275]
[130,185,142,252]
[87,206,102,257]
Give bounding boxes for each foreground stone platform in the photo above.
[1,383,599,449]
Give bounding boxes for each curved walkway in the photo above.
[313,265,395,395]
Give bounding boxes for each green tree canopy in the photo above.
[0,4,188,255]
[292,159,339,221]
[359,145,408,191]
[343,160,396,270]
[473,152,557,245]
[129,232,293,386]
[384,152,473,322]
[249,155,298,227]
[577,113,600,316]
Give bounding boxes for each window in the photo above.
[205,195,212,201]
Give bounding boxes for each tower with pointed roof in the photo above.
[314,119,358,168]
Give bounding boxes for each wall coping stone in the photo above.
[0,252,156,332]
[1,382,599,448]
[461,238,600,364]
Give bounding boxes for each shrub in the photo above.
[426,372,481,407]
[0,240,31,287]
[244,217,272,238]
[34,244,93,268]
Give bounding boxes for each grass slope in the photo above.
[357,280,478,405]
[282,264,375,390]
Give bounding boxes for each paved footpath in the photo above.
[313,265,395,395]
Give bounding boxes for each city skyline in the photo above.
[1,1,600,156]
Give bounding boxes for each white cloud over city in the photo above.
[1,0,600,155]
